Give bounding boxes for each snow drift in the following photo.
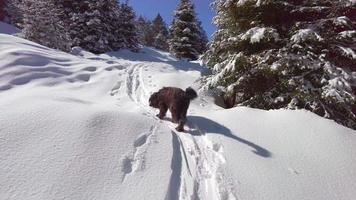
[1,24,356,200]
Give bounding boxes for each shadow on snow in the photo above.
[186,115,272,158]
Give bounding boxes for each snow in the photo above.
[338,30,356,39]
[241,27,279,44]
[339,46,356,59]
[241,27,266,43]
[0,22,20,35]
[236,0,249,6]
[333,16,351,26]
[322,62,354,102]
[1,23,356,200]
[271,62,281,70]
[291,29,323,43]
[236,0,263,6]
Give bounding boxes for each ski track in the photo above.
[113,62,238,200]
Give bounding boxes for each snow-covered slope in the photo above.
[1,28,356,200]
[0,22,20,35]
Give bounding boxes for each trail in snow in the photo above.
[111,61,238,200]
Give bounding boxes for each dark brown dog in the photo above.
[149,87,197,132]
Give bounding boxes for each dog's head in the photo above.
[149,92,159,108]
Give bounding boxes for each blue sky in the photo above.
[127,0,216,39]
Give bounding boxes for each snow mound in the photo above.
[0,34,125,92]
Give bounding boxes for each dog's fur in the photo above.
[149,87,197,132]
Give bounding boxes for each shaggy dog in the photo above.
[149,87,197,132]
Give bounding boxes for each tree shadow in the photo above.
[186,116,272,158]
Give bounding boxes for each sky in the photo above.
[127,0,216,39]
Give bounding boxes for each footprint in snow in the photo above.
[122,156,133,174]
[134,134,148,147]
[288,168,300,175]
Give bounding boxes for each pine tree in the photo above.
[169,0,204,60]
[4,0,23,27]
[154,32,169,50]
[19,0,139,53]
[136,16,154,46]
[152,14,169,50]
[61,0,121,53]
[0,0,5,21]
[116,2,139,51]
[204,0,356,129]
[196,20,209,54]
[22,0,71,51]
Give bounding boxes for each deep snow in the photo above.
[1,24,356,200]
[0,22,20,35]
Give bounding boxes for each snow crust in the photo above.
[1,23,356,200]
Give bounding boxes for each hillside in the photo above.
[1,28,356,200]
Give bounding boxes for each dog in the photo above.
[149,87,197,132]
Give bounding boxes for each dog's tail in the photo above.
[185,87,197,100]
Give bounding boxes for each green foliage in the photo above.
[204,0,356,129]
[169,0,208,60]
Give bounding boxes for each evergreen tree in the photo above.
[5,0,23,27]
[196,20,209,54]
[116,2,139,51]
[136,16,154,46]
[154,32,169,50]
[18,0,139,53]
[169,0,204,60]
[0,0,5,21]
[22,0,71,51]
[61,0,121,53]
[152,14,169,50]
[203,0,356,129]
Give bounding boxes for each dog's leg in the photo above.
[158,102,168,119]
[175,119,185,132]
[171,110,179,123]
[175,108,187,132]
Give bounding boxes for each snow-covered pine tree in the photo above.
[4,0,23,27]
[154,32,169,50]
[116,2,139,51]
[108,0,127,50]
[203,0,356,129]
[152,14,169,50]
[136,16,154,46]
[196,20,209,54]
[61,0,120,53]
[22,0,71,51]
[169,0,204,60]
[0,0,5,21]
